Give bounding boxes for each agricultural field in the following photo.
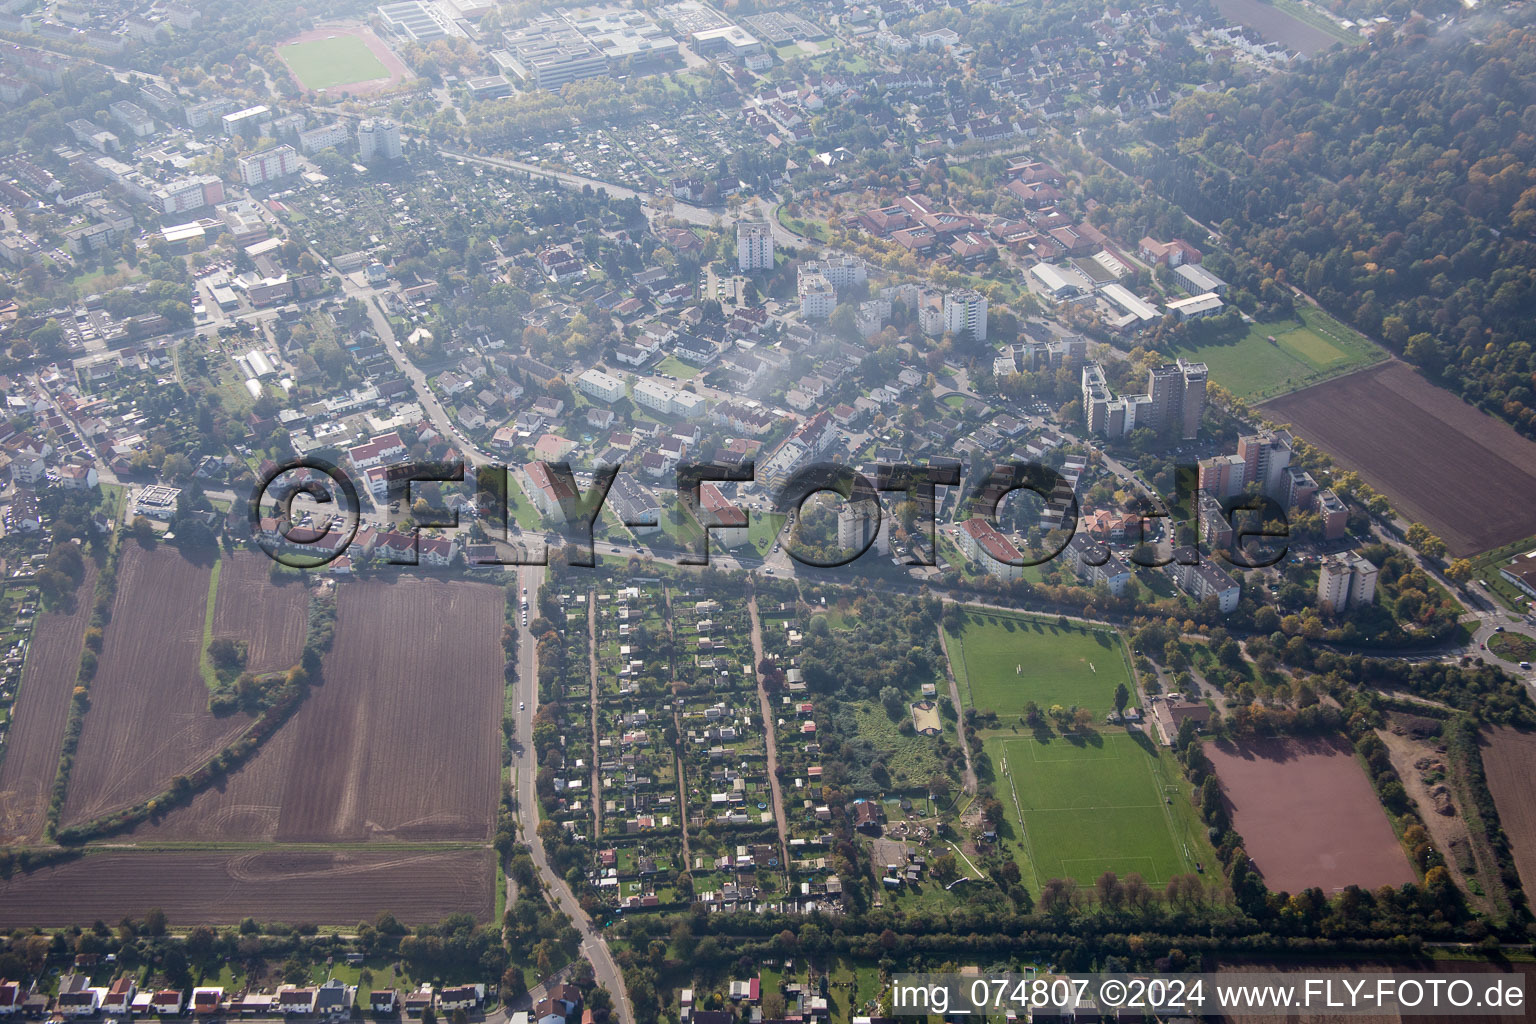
[1263,360,1536,556]
[1206,735,1415,893]
[276,27,402,93]
[0,570,95,844]
[1168,306,1384,401]
[986,731,1203,889]
[132,577,504,843]
[1478,727,1536,898]
[61,546,245,828]
[210,552,308,674]
[944,609,1130,719]
[0,848,494,928]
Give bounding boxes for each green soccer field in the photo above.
[1167,306,1384,401]
[986,732,1207,889]
[279,35,390,91]
[944,609,1130,718]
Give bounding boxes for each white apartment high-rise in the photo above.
[237,145,299,187]
[1318,552,1378,613]
[357,118,403,162]
[942,288,988,341]
[737,219,773,272]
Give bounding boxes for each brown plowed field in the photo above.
[0,568,96,843]
[1263,361,1536,556]
[0,848,493,927]
[60,546,246,827]
[131,577,504,843]
[212,552,308,674]
[1479,727,1536,898]
[1207,734,1415,894]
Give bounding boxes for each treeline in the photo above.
[1124,11,1536,436]
[51,585,333,845]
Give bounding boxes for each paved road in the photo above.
[510,564,633,1024]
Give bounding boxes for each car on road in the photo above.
[519,701,526,710]
[1496,626,1506,632]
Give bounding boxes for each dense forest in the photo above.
[1110,11,1536,434]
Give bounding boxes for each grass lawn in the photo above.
[944,608,1130,718]
[654,355,701,380]
[1488,632,1536,664]
[507,474,544,531]
[776,206,831,243]
[279,34,390,90]
[1168,305,1384,401]
[749,510,787,555]
[1271,0,1360,43]
[986,730,1207,890]
[198,558,222,689]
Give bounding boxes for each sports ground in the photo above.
[277,28,406,94]
[1167,305,1384,401]
[945,610,1129,718]
[948,608,1215,890]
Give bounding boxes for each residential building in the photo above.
[518,461,576,523]
[1236,431,1291,500]
[737,219,773,272]
[942,288,987,341]
[697,482,748,548]
[1318,551,1378,612]
[956,517,1023,582]
[1198,453,1247,499]
[578,368,627,404]
[298,121,350,155]
[221,104,271,136]
[357,119,403,161]
[1168,547,1241,613]
[837,503,887,555]
[797,269,835,319]
[237,145,299,187]
[632,378,704,417]
[1317,488,1349,540]
[1138,236,1201,267]
[759,411,835,491]
[1066,535,1131,596]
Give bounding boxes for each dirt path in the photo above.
[662,587,690,865]
[747,592,791,879]
[587,588,602,838]
[934,618,978,796]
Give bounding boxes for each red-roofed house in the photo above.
[696,482,748,548]
[517,462,576,523]
[956,517,1023,582]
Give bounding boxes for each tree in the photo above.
[1445,559,1473,584]
[132,515,156,544]
[1113,683,1130,714]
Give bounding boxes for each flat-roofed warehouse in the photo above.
[690,24,761,56]
[377,0,457,41]
[744,12,827,44]
[565,7,680,70]
[501,16,609,90]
